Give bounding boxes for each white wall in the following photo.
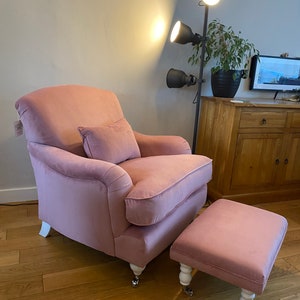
[0,0,299,202]
[0,0,177,202]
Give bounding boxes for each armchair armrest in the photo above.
[134,131,191,156]
[28,142,133,249]
[28,142,132,189]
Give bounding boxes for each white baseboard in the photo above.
[0,187,37,204]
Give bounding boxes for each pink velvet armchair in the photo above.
[15,85,212,285]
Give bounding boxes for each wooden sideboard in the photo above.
[196,96,300,204]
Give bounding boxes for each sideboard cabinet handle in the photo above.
[261,118,267,125]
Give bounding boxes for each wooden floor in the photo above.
[0,199,299,300]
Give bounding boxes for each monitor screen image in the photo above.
[249,55,300,91]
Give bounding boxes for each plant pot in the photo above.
[211,70,244,98]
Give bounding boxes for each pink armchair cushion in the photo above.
[119,155,212,226]
[78,118,141,164]
[15,85,125,156]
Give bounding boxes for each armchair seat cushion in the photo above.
[119,155,212,226]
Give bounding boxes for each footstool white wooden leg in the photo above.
[240,288,256,300]
[179,263,193,296]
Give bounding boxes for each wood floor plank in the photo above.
[43,261,123,292]
[285,254,300,271]
[284,229,300,243]
[255,199,300,211]
[0,229,6,240]
[269,258,300,280]
[6,224,41,240]
[0,234,60,252]
[0,275,43,300]
[0,199,299,299]
[256,272,300,300]
[26,203,38,217]
[278,240,300,259]
[0,250,19,267]
[0,216,41,231]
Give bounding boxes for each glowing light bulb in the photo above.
[170,21,181,43]
[203,0,220,5]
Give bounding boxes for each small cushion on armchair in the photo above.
[78,118,141,164]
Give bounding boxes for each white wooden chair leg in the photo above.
[240,288,256,300]
[130,263,145,287]
[179,263,193,296]
[39,221,51,237]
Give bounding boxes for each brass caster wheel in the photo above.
[131,275,140,287]
[183,286,193,297]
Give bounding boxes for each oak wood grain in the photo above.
[196,97,300,204]
[0,199,299,299]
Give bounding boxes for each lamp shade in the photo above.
[166,68,197,88]
[170,21,202,45]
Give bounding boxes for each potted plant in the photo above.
[188,19,259,98]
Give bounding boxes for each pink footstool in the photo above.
[170,199,288,299]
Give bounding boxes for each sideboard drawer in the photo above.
[239,111,286,128]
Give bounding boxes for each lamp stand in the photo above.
[192,5,209,154]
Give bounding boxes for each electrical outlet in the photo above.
[14,120,23,136]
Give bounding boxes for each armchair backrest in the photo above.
[15,85,124,156]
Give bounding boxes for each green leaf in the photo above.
[188,19,259,76]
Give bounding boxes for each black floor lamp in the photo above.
[166,0,220,153]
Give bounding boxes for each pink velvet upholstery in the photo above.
[78,118,141,164]
[120,155,212,226]
[15,85,212,279]
[170,199,288,295]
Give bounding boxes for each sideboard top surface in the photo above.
[202,96,300,109]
